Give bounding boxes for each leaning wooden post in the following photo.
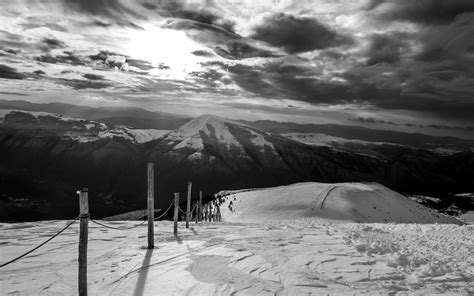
[78,188,89,296]
[147,163,154,250]
[199,190,202,222]
[186,182,192,228]
[173,192,179,235]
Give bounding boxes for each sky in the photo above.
[0,0,473,138]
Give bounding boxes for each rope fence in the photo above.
[89,199,177,230]
[0,216,79,268]
[90,219,147,230]
[1,164,223,296]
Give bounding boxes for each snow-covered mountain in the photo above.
[0,110,168,143]
[152,114,282,162]
[146,114,374,192]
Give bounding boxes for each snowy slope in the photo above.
[282,132,398,147]
[219,182,461,224]
[283,132,472,155]
[0,109,168,143]
[154,114,282,163]
[164,114,276,152]
[1,220,472,295]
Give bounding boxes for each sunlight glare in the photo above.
[125,25,203,79]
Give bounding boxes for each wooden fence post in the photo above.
[78,188,89,296]
[199,190,202,222]
[147,163,154,250]
[195,201,198,223]
[186,182,192,229]
[210,203,213,222]
[174,193,179,235]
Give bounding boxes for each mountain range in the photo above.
[1,106,473,222]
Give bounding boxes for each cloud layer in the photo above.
[0,0,473,138]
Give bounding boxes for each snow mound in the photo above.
[219,182,461,224]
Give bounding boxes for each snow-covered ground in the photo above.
[1,220,472,295]
[219,182,460,224]
[1,182,471,295]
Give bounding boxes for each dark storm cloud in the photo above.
[62,0,145,29]
[2,30,67,54]
[166,20,279,60]
[0,91,28,96]
[89,19,143,30]
[250,13,352,54]
[351,117,398,125]
[83,73,105,80]
[352,119,474,131]
[0,64,26,80]
[426,124,474,131]
[189,68,225,87]
[35,52,85,66]
[190,69,224,81]
[317,50,349,61]
[3,48,21,55]
[56,78,112,90]
[365,32,411,65]
[42,37,66,49]
[415,13,474,65]
[367,0,474,24]
[225,61,474,120]
[213,41,278,60]
[227,64,277,97]
[191,50,215,57]
[126,59,154,71]
[64,0,143,19]
[91,20,113,28]
[142,0,235,32]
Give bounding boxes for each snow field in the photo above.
[1,219,472,295]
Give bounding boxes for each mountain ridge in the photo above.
[1,110,473,221]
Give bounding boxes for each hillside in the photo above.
[218,182,461,224]
[1,111,474,221]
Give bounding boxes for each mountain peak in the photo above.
[174,114,243,137]
[160,114,277,158]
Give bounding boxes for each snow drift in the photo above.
[219,182,461,224]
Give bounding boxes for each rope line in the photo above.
[154,200,175,220]
[178,203,200,216]
[0,216,79,268]
[90,219,147,230]
[91,200,177,229]
[190,204,197,215]
[178,206,187,215]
